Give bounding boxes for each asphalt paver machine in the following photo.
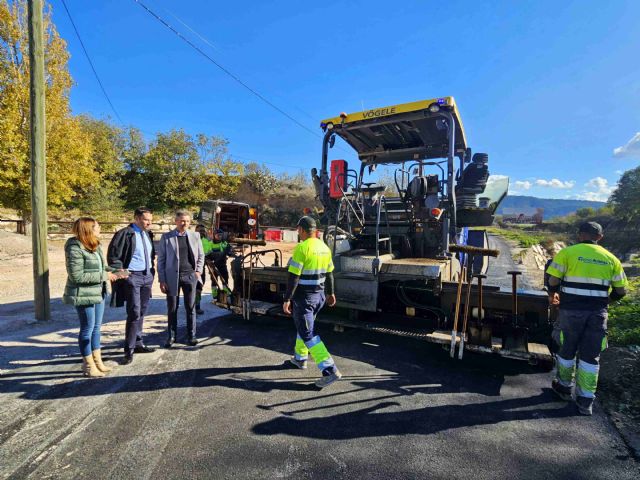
[220,97,553,365]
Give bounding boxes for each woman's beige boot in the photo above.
[82,355,105,377]
[92,349,112,373]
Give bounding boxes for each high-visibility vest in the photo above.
[210,241,229,253]
[546,242,627,309]
[201,237,215,255]
[287,237,334,291]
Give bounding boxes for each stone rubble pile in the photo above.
[524,242,566,270]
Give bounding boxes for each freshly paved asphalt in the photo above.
[0,303,638,480]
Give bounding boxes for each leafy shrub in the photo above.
[608,278,640,346]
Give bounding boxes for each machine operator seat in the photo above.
[405,174,440,207]
[406,176,427,201]
[456,153,490,210]
[457,153,489,194]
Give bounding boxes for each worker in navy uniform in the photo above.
[157,210,205,347]
[283,216,342,389]
[546,222,627,415]
[107,207,156,365]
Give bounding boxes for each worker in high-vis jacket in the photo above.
[283,216,342,389]
[546,221,627,415]
[207,228,234,298]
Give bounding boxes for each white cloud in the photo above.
[514,180,532,190]
[613,132,640,158]
[535,178,575,189]
[585,176,615,194]
[575,192,607,201]
[574,177,615,202]
[487,174,509,182]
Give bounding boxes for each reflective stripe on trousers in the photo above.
[291,290,337,373]
[555,308,607,397]
[295,335,335,370]
[556,355,575,387]
[576,360,599,398]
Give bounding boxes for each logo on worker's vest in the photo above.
[362,107,397,119]
[577,256,611,266]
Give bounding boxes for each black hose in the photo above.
[393,281,446,319]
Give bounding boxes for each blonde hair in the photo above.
[72,217,100,252]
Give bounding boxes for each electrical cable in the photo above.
[133,0,320,140]
[158,2,221,53]
[156,2,322,124]
[60,0,123,124]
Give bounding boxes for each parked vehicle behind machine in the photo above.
[197,200,258,239]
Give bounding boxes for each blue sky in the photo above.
[50,0,640,201]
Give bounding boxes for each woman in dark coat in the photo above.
[63,218,124,377]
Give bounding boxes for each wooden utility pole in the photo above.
[28,0,50,321]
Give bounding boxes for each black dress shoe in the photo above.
[134,345,156,354]
[164,337,175,348]
[187,337,198,346]
[196,308,204,315]
[123,353,133,365]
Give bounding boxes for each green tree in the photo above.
[73,116,126,216]
[0,0,96,218]
[245,162,277,196]
[576,207,596,218]
[610,165,640,222]
[196,134,243,200]
[122,130,244,212]
[124,129,204,211]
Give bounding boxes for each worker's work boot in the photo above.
[82,355,105,378]
[287,357,307,370]
[315,369,342,389]
[576,396,594,416]
[551,379,572,401]
[92,349,112,373]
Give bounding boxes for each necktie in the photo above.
[141,231,149,275]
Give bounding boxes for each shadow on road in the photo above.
[252,389,574,438]
[2,312,549,404]
[0,309,584,450]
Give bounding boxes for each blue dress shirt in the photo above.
[128,224,152,272]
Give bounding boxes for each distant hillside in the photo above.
[497,195,605,218]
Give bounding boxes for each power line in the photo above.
[133,0,320,140]
[157,1,221,53]
[151,0,320,124]
[60,0,123,124]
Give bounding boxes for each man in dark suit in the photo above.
[107,207,156,365]
[157,210,205,347]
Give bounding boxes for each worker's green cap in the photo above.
[579,221,603,235]
[296,216,316,231]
